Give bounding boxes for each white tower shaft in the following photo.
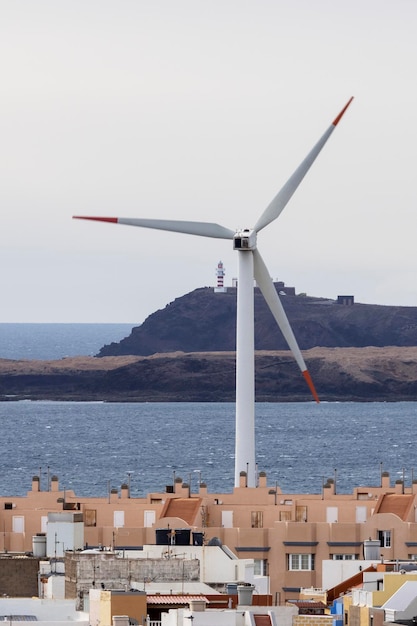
[235,251,255,486]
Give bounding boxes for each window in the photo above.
[332,554,357,560]
[280,511,292,521]
[251,511,263,528]
[356,506,367,523]
[378,530,391,548]
[144,510,156,528]
[114,511,125,528]
[326,507,338,523]
[254,559,268,576]
[288,554,315,570]
[84,509,97,527]
[12,516,24,533]
[295,506,307,522]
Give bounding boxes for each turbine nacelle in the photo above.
[233,229,257,251]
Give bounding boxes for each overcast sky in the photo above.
[1,0,416,322]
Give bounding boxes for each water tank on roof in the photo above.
[237,584,255,606]
[155,528,171,545]
[192,532,204,546]
[155,528,191,545]
[174,529,191,545]
[364,539,380,560]
[32,533,47,558]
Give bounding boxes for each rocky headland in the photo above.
[2,286,417,402]
[1,346,417,402]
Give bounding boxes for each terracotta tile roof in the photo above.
[254,615,272,626]
[288,601,327,609]
[374,494,414,520]
[147,594,208,605]
[160,498,202,525]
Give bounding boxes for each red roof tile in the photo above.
[147,595,209,605]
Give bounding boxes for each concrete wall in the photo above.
[89,589,147,626]
[129,544,255,585]
[161,605,297,626]
[111,591,147,625]
[66,552,200,609]
[0,555,40,597]
[293,616,334,626]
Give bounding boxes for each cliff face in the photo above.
[3,288,417,403]
[2,347,417,402]
[97,287,417,357]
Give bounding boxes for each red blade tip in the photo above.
[303,370,320,403]
[73,216,118,223]
[332,96,354,126]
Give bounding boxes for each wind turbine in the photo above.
[74,97,353,488]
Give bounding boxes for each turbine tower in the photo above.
[74,98,353,488]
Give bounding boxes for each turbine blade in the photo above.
[253,248,319,402]
[254,97,354,232]
[73,216,235,240]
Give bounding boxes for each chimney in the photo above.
[258,472,267,488]
[381,471,390,488]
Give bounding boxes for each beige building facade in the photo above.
[1,471,417,602]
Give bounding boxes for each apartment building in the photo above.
[1,470,416,602]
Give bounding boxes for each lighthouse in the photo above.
[214,260,227,293]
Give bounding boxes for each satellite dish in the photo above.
[208,537,222,547]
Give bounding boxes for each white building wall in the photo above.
[322,560,378,590]
[126,545,257,585]
[352,588,374,607]
[40,561,66,600]
[0,598,88,624]
[161,606,297,626]
[162,608,244,626]
[46,513,84,557]
[44,574,66,600]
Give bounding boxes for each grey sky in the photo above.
[1,0,416,322]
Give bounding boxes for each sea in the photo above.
[0,324,416,499]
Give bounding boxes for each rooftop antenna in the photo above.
[74,97,353,487]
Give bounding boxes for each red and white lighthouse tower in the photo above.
[214,260,227,293]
